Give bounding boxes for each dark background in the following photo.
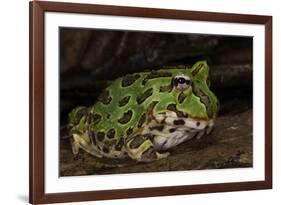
[59,28,253,176]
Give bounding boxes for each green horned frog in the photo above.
[68,61,219,162]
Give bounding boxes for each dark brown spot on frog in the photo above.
[102,146,109,153]
[121,74,140,87]
[150,125,164,131]
[169,128,176,133]
[106,128,115,139]
[167,104,188,118]
[115,138,124,151]
[142,70,172,85]
[106,114,111,119]
[87,112,101,124]
[160,116,167,124]
[147,101,158,114]
[123,151,128,156]
[159,84,172,93]
[105,138,117,146]
[97,132,105,141]
[126,127,133,136]
[74,107,88,124]
[137,113,146,128]
[146,101,159,122]
[92,113,102,124]
[136,88,153,104]
[129,134,154,149]
[118,110,133,124]
[88,130,96,145]
[178,92,186,104]
[118,96,131,107]
[167,104,177,112]
[196,122,200,126]
[98,90,112,105]
[173,119,185,125]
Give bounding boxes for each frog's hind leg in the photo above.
[67,106,103,158]
[71,132,103,158]
[125,134,170,162]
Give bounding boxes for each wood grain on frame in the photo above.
[29,1,272,204]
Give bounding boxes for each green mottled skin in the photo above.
[68,61,219,162]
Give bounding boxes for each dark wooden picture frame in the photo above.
[29,1,272,204]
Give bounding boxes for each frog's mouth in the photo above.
[154,111,214,131]
[148,111,215,151]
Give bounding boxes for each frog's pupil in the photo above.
[178,78,186,84]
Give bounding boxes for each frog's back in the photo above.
[91,70,176,141]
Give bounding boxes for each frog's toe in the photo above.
[125,136,170,162]
[196,131,205,140]
[139,147,157,162]
[70,136,80,155]
[138,148,170,162]
[156,152,170,159]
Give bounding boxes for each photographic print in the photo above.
[59,28,253,176]
[30,1,272,203]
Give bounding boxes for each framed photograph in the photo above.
[29,1,272,204]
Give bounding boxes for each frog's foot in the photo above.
[126,134,170,162]
[196,122,215,140]
[71,133,103,158]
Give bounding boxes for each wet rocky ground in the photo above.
[60,109,252,176]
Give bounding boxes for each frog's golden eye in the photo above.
[173,75,192,91]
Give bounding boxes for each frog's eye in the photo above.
[173,75,192,91]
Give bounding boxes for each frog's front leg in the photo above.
[71,132,103,158]
[125,134,170,162]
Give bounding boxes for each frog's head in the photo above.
[153,61,219,125]
[173,61,219,120]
